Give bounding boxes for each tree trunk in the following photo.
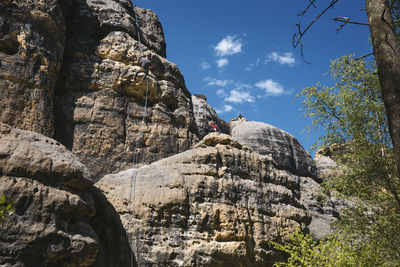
[366,0,400,177]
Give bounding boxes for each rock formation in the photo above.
[230,118,317,179]
[0,0,71,136]
[314,146,343,180]
[192,94,230,139]
[0,123,134,266]
[53,0,198,179]
[96,133,312,266]
[0,0,199,180]
[229,117,347,240]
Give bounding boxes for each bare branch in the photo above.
[293,33,312,64]
[293,0,339,50]
[355,52,374,60]
[333,17,369,33]
[298,0,317,16]
[333,17,369,25]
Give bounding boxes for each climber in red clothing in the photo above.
[208,121,219,133]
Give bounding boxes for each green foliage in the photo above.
[0,194,15,223]
[297,55,387,151]
[297,55,400,265]
[270,228,384,267]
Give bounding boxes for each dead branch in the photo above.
[293,0,339,62]
[355,52,374,60]
[333,17,369,33]
[298,0,317,16]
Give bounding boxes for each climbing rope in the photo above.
[128,79,149,267]
[128,3,149,266]
[133,5,143,56]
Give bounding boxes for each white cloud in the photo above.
[255,79,285,96]
[204,78,233,87]
[200,61,211,70]
[216,58,229,68]
[245,58,261,71]
[215,105,233,114]
[266,52,295,66]
[216,89,227,97]
[225,89,254,103]
[214,35,243,57]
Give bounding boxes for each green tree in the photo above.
[295,0,400,177]
[270,228,384,266]
[297,55,400,264]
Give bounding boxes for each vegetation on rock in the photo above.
[0,195,14,223]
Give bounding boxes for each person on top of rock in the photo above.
[208,121,219,133]
[133,56,152,81]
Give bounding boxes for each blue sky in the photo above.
[133,0,372,154]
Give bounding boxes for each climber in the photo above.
[208,121,219,133]
[133,56,152,81]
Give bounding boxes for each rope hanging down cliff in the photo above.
[133,5,143,56]
[128,78,148,266]
[128,4,150,266]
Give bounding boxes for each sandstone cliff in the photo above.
[0,0,199,180]
[192,94,230,139]
[96,133,311,266]
[0,123,134,266]
[230,118,317,179]
[53,0,198,179]
[0,0,71,136]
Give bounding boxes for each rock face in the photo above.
[314,147,341,180]
[134,6,167,58]
[54,0,198,179]
[192,94,230,139]
[230,118,317,179]
[0,0,71,136]
[298,176,340,240]
[229,118,346,240]
[0,123,134,267]
[0,0,198,180]
[96,133,312,266]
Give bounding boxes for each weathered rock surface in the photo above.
[0,123,134,266]
[192,94,230,139]
[230,118,317,179]
[134,5,166,58]
[298,176,340,240]
[54,0,198,180]
[96,133,312,266]
[314,146,342,180]
[0,0,71,136]
[228,118,348,240]
[304,146,354,239]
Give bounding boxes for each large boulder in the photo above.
[0,0,71,136]
[192,94,229,139]
[54,0,198,180]
[230,117,317,179]
[96,133,312,266]
[0,123,134,266]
